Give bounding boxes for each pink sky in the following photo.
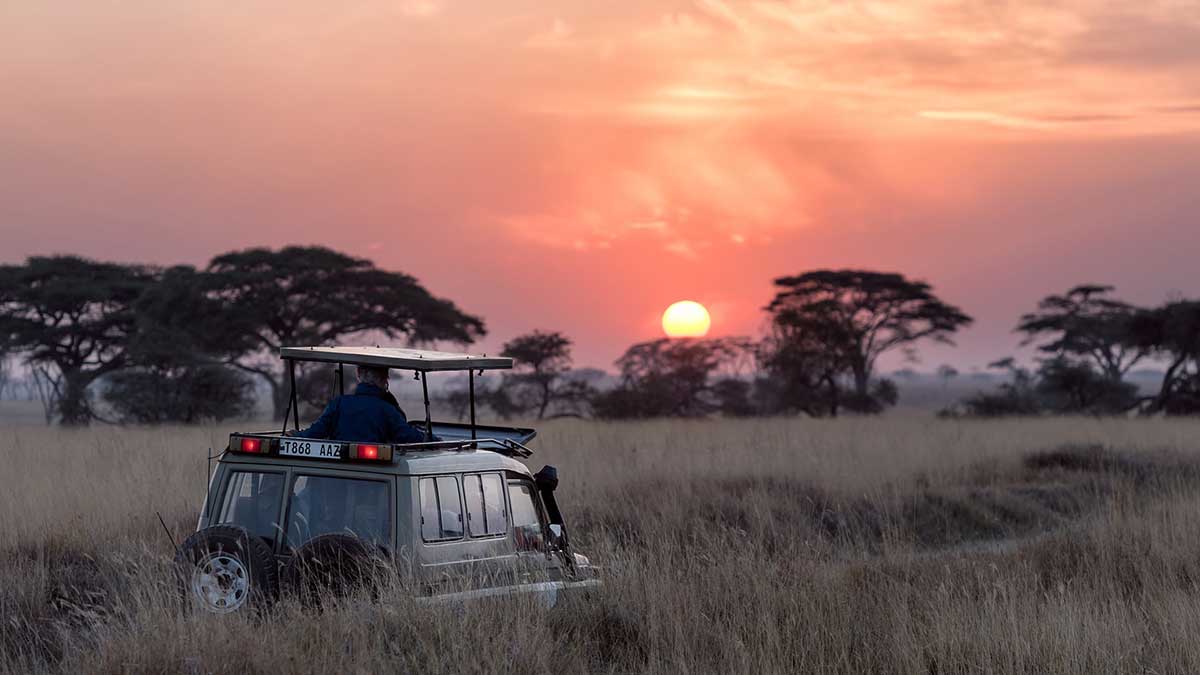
[2,1,1199,370]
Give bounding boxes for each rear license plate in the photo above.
[279,439,343,459]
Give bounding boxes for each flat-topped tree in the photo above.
[766,270,972,402]
[594,337,753,418]
[500,330,574,420]
[128,266,258,367]
[206,246,486,419]
[1017,285,1149,382]
[1127,300,1200,414]
[103,266,259,424]
[0,256,151,425]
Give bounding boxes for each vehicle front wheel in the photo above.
[174,525,278,614]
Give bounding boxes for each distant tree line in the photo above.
[0,258,975,424]
[487,270,974,420]
[948,285,1200,417]
[494,278,1200,421]
[4,249,1197,425]
[0,248,484,426]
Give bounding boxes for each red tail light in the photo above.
[239,437,263,453]
[349,443,391,461]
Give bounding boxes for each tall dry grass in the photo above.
[4,416,1200,673]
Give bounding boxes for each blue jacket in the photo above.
[295,383,431,444]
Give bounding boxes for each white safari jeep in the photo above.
[176,346,599,614]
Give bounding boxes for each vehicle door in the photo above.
[208,463,288,552]
[280,469,394,555]
[505,474,566,581]
[415,473,516,590]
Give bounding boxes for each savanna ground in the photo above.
[5,416,1200,673]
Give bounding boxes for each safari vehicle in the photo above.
[175,346,598,614]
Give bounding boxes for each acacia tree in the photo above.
[0,257,151,425]
[1017,285,1149,381]
[1127,300,1200,414]
[499,330,575,419]
[101,266,257,423]
[937,364,959,388]
[206,246,486,418]
[765,270,972,404]
[757,316,852,416]
[593,337,752,418]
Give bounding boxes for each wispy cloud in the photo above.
[1156,104,1200,113]
[919,110,1055,130]
[3,0,1199,262]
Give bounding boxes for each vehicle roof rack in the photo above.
[396,437,534,459]
[276,345,518,448]
[279,346,512,372]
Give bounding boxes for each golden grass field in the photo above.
[5,416,1200,673]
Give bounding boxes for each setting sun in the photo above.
[662,300,711,338]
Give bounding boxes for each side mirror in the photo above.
[547,523,567,553]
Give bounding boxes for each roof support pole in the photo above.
[289,359,300,433]
[469,369,477,440]
[280,357,292,429]
[420,371,432,441]
[281,359,294,435]
[338,363,345,396]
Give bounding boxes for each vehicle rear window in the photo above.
[419,476,464,542]
[507,481,545,553]
[284,475,390,550]
[218,471,285,548]
[463,473,507,537]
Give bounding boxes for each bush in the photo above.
[591,379,672,419]
[955,389,1043,417]
[1035,357,1138,414]
[1162,375,1200,415]
[103,365,255,424]
[711,378,756,417]
[841,379,900,414]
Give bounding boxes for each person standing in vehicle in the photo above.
[295,365,434,444]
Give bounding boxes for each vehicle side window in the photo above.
[464,473,507,537]
[284,475,391,551]
[507,481,545,553]
[218,471,285,548]
[419,476,464,542]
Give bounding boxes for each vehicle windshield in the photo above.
[285,475,391,551]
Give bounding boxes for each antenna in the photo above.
[156,511,180,555]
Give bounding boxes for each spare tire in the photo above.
[283,533,383,605]
[174,525,278,614]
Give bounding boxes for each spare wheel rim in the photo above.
[191,551,251,613]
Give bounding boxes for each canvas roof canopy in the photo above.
[279,346,512,372]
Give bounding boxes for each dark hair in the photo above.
[356,366,389,388]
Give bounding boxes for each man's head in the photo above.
[356,365,390,390]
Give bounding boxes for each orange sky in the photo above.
[2,1,1199,370]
